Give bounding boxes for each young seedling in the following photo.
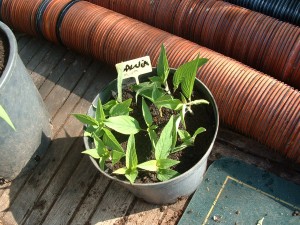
[113,134,138,184]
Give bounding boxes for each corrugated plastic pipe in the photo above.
[0,0,299,162]
[221,0,299,26]
[85,0,300,90]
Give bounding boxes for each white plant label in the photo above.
[115,56,152,83]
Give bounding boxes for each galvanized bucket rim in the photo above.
[0,21,17,89]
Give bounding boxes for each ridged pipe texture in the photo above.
[0,0,299,162]
[222,0,300,26]
[85,0,300,90]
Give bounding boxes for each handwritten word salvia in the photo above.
[123,60,150,72]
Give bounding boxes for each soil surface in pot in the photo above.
[103,83,216,184]
[0,31,9,77]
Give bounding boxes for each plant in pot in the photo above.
[74,45,219,204]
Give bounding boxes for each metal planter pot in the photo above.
[0,21,51,180]
[84,69,219,204]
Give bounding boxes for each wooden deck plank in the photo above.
[69,175,111,225]
[16,35,31,52]
[159,197,188,225]
[38,52,77,100]
[0,175,29,219]
[50,62,113,135]
[21,138,84,225]
[28,44,67,90]
[125,200,163,225]
[26,41,52,72]
[19,38,46,65]
[41,157,98,225]
[22,62,113,225]
[89,182,135,225]
[43,54,92,118]
[1,110,92,224]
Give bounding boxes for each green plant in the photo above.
[0,104,15,130]
[74,44,209,183]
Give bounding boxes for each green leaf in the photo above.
[149,76,163,85]
[0,105,15,130]
[113,167,126,174]
[157,159,180,169]
[157,169,179,181]
[126,134,138,169]
[125,169,138,184]
[102,128,123,152]
[84,125,97,137]
[94,127,105,138]
[180,104,187,129]
[193,127,206,139]
[151,85,165,102]
[99,156,109,171]
[82,149,100,159]
[103,100,118,114]
[111,150,125,165]
[181,93,187,104]
[172,144,189,153]
[154,95,182,110]
[109,99,132,116]
[148,129,158,149]
[133,82,165,103]
[104,116,140,134]
[137,160,157,171]
[181,58,208,100]
[178,129,191,142]
[155,115,175,159]
[171,115,181,150]
[94,135,107,156]
[142,98,153,127]
[157,44,170,83]
[173,57,208,100]
[73,114,98,126]
[96,99,105,122]
[133,82,153,102]
[149,124,158,130]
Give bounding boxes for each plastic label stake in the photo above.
[116,56,152,84]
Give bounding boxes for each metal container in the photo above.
[83,69,219,204]
[0,21,51,180]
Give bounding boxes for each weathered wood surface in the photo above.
[0,34,299,225]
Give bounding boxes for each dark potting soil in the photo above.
[104,84,216,184]
[0,31,9,77]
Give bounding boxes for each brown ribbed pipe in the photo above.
[85,0,300,90]
[40,0,72,44]
[2,0,299,162]
[1,0,43,36]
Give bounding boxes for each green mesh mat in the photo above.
[179,158,300,225]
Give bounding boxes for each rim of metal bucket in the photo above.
[0,21,17,89]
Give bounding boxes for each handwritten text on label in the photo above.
[115,56,152,79]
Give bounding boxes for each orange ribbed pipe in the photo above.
[1,0,299,162]
[39,0,72,44]
[85,0,300,90]
[1,0,43,36]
